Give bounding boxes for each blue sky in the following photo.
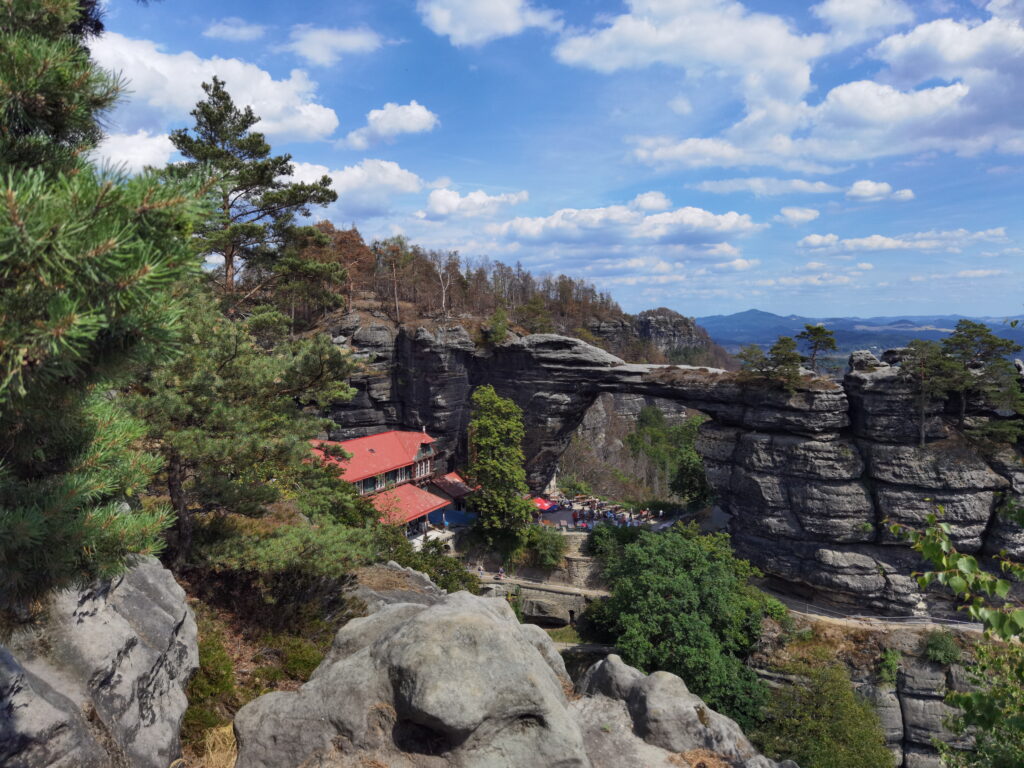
[94,0,1023,317]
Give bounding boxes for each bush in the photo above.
[878,648,901,685]
[923,630,961,665]
[756,661,894,768]
[182,610,237,744]
[583,522,786,729]
[521,525,569,569]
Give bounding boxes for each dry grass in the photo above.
[353,565,430,594]
[669,749,731,768]
[201,725,237,768]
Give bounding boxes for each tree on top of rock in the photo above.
[899,339,959,447]
[465,385,535,547]
[169,77,337,295]
[738,336,803,392]
[796,323,837,373]
[941,319,1023,432]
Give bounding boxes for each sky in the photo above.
[93,0,1024,318]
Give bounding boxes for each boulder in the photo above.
[236,590,794,768]
[0,557,197,768]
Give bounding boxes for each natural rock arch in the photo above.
[327,323,1023,615]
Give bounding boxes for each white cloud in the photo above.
[856,262,875,269]
[203,18,268,42]
[630,191,672,211]
[988,0,1024,21]
[631,135,835,174]
[492,202,761,246]
[846,179,914,201]
[417,188,528,220]
[417,0,561,46]
[291,159,423,219]
[555,0,827,105]
[668,96,693,115]
[277,25,382,67]
[775,206,820,224]
[343,101,440,150]
[91,33,339,141]
[695,177,841,196]
[713,258,759,271]
[778,273,853,286]
[957,269,1007,278]
[92,130,174,173]
[811,0,913,47]
[799,227,1007,252]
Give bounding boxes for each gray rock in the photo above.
[0,557,197,768]
[521,597,571,627]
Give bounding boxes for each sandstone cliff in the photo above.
[326,321,1023,615]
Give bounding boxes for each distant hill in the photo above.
[696,309,1024,354]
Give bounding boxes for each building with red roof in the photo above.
[311,430,473,534]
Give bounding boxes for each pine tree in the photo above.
[0,0,203,613]
[796,323,837,373]
[768,336,803,392]
[465,385,535,545]
[900,340,958,447]
[169,77,337,295]
[941,319,1023,429]
[125,294,361,564]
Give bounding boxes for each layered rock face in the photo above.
[0,557,198,768]
[233,567,794,768]
[586,307,721,362]
[327,322,1023,614]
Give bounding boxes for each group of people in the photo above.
[568,505,663,530]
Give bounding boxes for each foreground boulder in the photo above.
[234,578,794,768]
[0,556,198,768]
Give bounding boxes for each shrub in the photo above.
[878,648,901,685]
[583,522,785,729]
[923,630,961,665]
[182,610,237,744]
[756,661,894,768]
[521,525,569,569]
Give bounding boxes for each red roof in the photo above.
[430,471,475,499]
[311,431,436,482]
[373,483,449,525]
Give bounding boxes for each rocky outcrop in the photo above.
[234,571,793,768]
[0,557,198,768]
[327,321,1023,614]
[585,307,724,363]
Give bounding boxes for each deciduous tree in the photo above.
[465,385,534,545]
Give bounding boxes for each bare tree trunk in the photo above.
[168,454,191,568]
[223,252,235,294]
[392,262,400,323]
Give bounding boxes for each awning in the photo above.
[374,484,450,525]
[531,497,554,511]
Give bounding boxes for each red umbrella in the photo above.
[531,497,553,511]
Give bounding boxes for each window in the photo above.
[385,470,399,487]
[415,459,432,479]
[397,465,411,483]
[375,474,385,491]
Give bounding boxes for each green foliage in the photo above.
[182,609,237,743]
[878,648,901,685]
[466,385,535,545]
[515,294,555,334]
[520,525,569,569]
[941,319,1024,436]
[395,537,481,594]
[486,307,510,344]
[584,522,786,729]
[739,336,803,392]
[941,642,1024,768]
[169,77,336,295]
[0,0,119,173]
[900,340,960,447]
[546,625,581,643]
[796,324,837,372]
[756,661,894,768]
[922,629,961,665]
[558,474,592,498]
[262,633,324,680]
[890,508,1024,641]
[125,292,362,563]
[625,408,712,507]
[0,0,204,613]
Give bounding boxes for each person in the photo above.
[478,564,484,578]
[497,566,505,580]
[442,512,448,530]
[659,509,664,519]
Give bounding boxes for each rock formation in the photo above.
[0,557,198,768]
[326,320,1023,615]
[233,564,795,768]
